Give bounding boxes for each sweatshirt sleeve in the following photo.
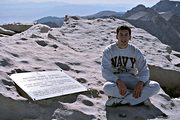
[135,49,150,83]
[101,48,118,82]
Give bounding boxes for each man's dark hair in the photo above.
[116,25,131,35]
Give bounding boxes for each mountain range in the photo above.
[123,0,180,52]
[36,0,180,52]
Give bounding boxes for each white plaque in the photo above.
[10,70,87,101]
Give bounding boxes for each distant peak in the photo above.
[137,4,146,7]
[122,4,147,18]
[152,0,180,13]
[132,4,146,12]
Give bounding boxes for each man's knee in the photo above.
[103,82,115,94]
[149,81,161,94]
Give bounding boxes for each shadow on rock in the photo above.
[106,103,168,120]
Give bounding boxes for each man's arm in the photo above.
[133,48,149,98]
[101,49,128,96]
[101,49,118,82]
[136,50,150,83]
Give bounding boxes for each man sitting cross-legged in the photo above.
[101,25,160,106]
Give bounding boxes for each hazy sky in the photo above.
[2,0,161,6]
[1,0,178,24]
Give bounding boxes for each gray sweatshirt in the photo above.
[101,43,149,83]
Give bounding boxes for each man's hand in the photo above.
[116,80,127,96]
[133,81,144,98]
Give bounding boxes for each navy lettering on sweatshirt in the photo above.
[111,56,136,74]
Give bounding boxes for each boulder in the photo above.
[0,27,15,35]
[0,23,33,33]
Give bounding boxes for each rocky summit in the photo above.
[0,17,180,120]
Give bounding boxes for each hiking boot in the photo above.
[134,99,152,106]
[105,97,123,107]
[143,99,152,106]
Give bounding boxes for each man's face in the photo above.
[116,30,131,48]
